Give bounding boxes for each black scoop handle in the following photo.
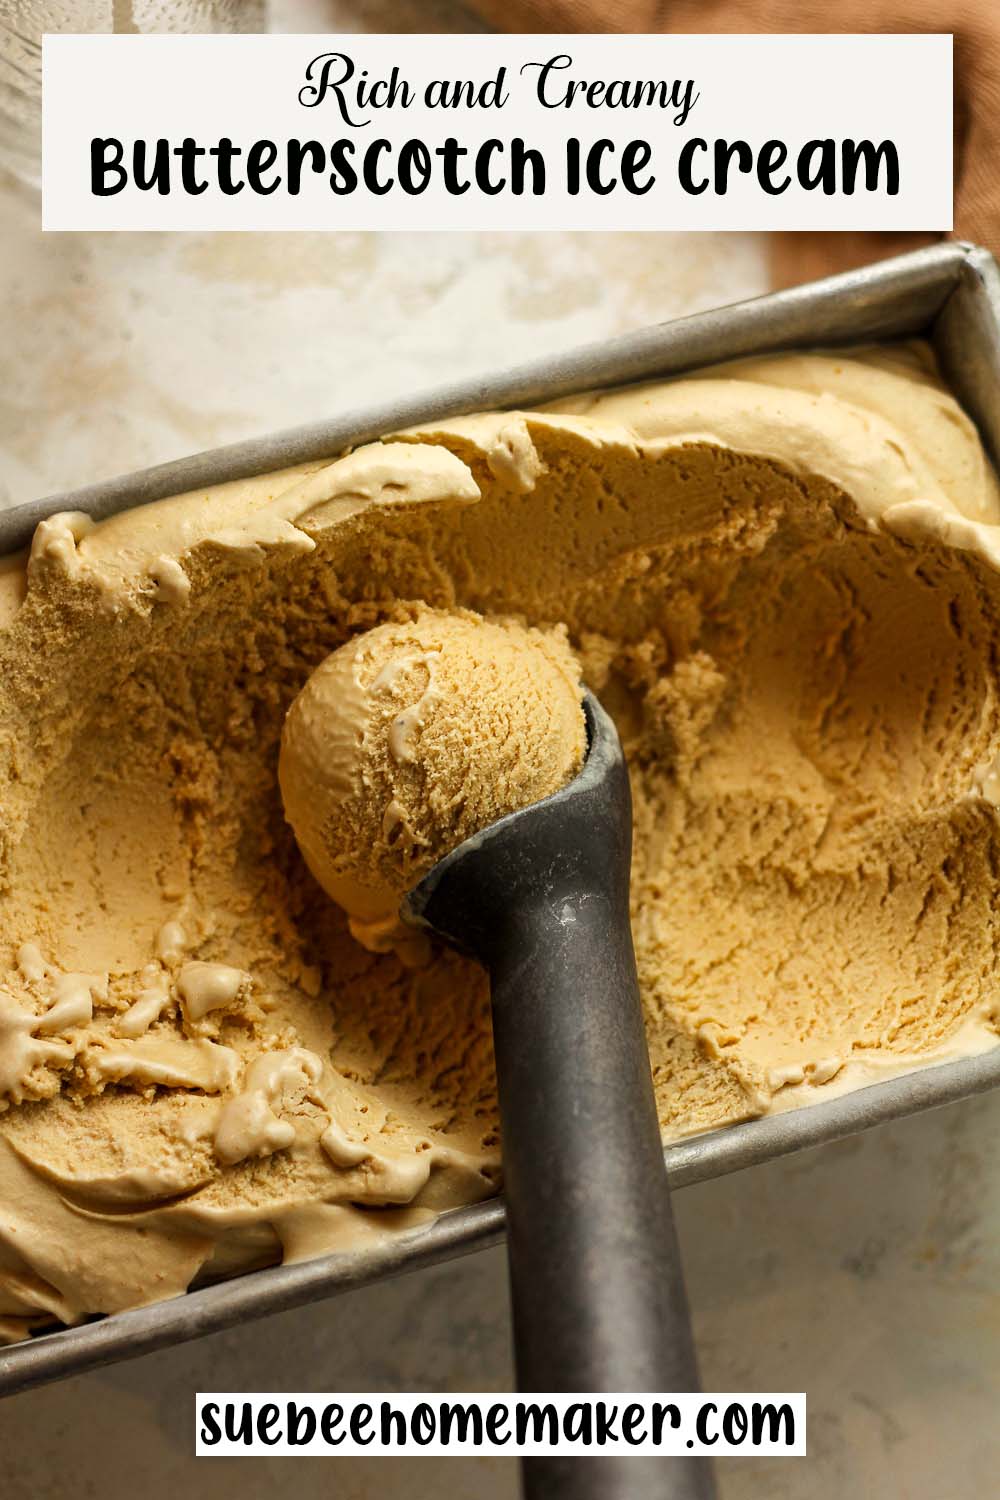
[408,694,717,1500]
[489,890,716,1500]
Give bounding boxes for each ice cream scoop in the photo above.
[281,613,714,1500]
[407,689,714,1500]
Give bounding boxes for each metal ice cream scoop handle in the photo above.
[404,690,717,1500]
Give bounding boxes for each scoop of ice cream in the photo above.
[278,608,586,956]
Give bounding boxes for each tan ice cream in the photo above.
[3,341,1000,1341]
[278,609,586,960]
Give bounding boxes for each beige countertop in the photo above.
[1,6,999,1497]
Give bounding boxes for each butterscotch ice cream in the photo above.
[2,343,1000,1341]
[279,609,586,959]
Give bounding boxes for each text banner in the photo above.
[43,33,951,232]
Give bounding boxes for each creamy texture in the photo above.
[2,340,1000,1341]
[279,609,586,960]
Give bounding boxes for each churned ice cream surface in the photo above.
[3,341,1000,1340]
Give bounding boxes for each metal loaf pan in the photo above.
[3,241,1000,1398]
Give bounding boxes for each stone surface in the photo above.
[1,5,997,1497]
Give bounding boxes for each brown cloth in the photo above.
[466,0,999,287]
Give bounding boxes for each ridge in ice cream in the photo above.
[2,342,1000,1341]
